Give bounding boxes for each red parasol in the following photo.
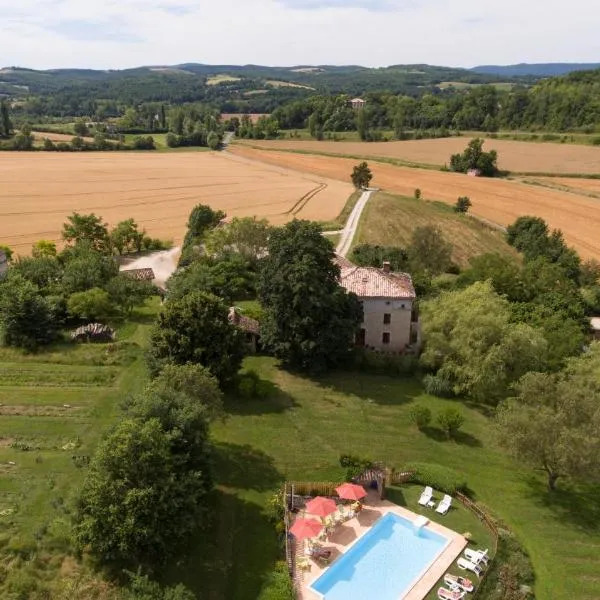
[305,496,337,518]
[289,518,323,540]
[336,482,367,501]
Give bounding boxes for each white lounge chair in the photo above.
[457,557,483,577]
[464,547,489,565]
[436,494,452,515]
[437,587,465,600]
[418,486,433,506]
[444,573,474,593]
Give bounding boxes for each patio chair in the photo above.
[436,494,452,515]
[457,557,483,577]
[464,547,489,565]
[444,573,474,593]
[418,486,433,506]
[437,587,466,600]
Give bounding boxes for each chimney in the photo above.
[382,261,391,274]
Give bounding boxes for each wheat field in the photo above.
[230,145,600,260]
[237,137,600,175]
[0,151,352,255]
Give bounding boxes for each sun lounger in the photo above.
[437,587,466,600]
[418,486,433,506]
[444,573,474,593]
[457,557,483,577]
[436,494,452,515]
[464,548,489,565]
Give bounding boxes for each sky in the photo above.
[1,0,599,70]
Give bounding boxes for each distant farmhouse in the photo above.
[336,256,419,352]
[350,98,366,111]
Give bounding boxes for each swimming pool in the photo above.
[310,512,449,600]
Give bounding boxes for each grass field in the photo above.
[355,192,517,267]
[176,356,600,600]
[0,305,156,594]
[0,151,352,255]
[229,145,600,261]
[236,137,600,175]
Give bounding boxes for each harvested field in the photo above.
[356,192,517,267]
[230,145,600,260]
[0,151,351,254]
[236,137,600,175]
[529,177,600,196]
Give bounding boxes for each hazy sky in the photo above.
[2,0,599,69]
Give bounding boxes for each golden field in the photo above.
[230,145,600,261]
[0,151,352,254]
[237,137,600,175]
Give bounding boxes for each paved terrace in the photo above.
[295,490,467,600]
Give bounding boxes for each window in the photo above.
[383,313,391,325]
[382,332,391,345]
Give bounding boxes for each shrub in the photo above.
[132,136,156,150]
[353,349,419,376]
[414,188,422,200]
[437,407,465,438]
[408,404,432,430]
[423,374,454,397]
[339,454,373,481]
[475,529,535,600]
[454,196,472,213]
[256,561,294,600]
[403,462,468,495]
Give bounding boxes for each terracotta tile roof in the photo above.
[335,256,416,299]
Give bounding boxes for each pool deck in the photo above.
[295,491,468,600]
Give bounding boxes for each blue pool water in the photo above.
[310,512,448,600]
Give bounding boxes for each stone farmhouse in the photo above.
[336,256,419,352]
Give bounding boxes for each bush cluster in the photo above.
[403,462,468,495]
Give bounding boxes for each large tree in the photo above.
[407,225,453,276]
[420,281,547,403]
[0,100,11,138]
[60,243,119,294]
[497,344,600,490]
[110,219,144,254]
[145,363,224,422]
[180,204,225,264]
[75,415,211,567]
[258,220,362,372]
[351,161,373,189]
[167,255,256,304]
[0,275,58,350]
[62,213,110,254]
[147,291,243,385]
[204,217,272,264]
[449,138,499,176]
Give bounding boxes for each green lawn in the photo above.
[176,356,600,600]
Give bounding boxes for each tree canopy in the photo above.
[147,291,244,385]
[351,162,373,189]
[497,344,600,490]
[62,213,110,254]
[420,281,547,403]
[258,220,362,372]
[449,138,499,176]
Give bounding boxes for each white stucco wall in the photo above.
[360,298,413,351]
